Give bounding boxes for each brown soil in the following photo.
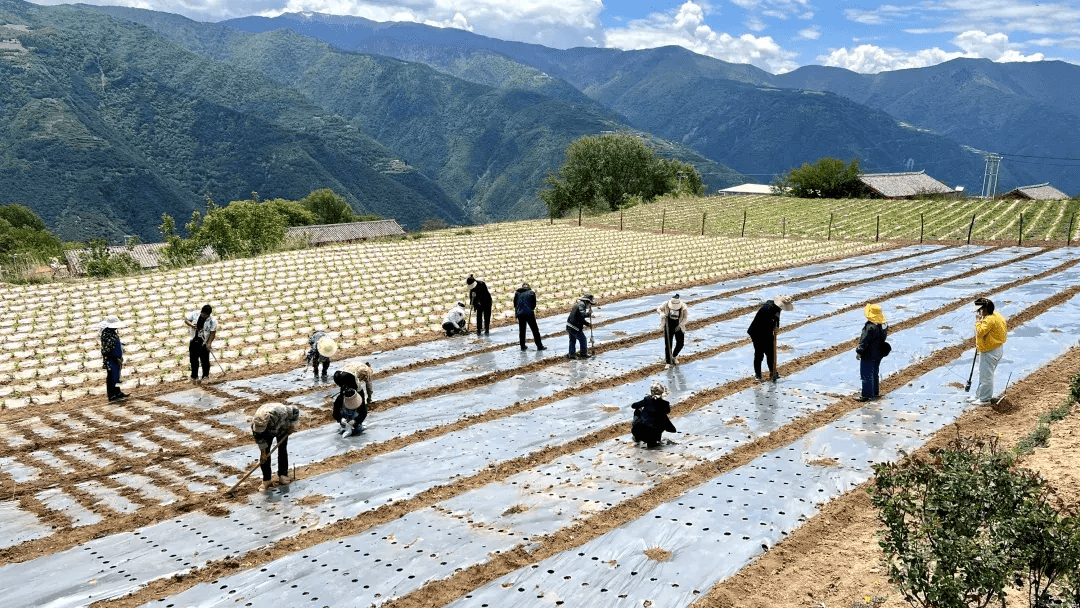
[808,458,841,467]
[644,547,673,562]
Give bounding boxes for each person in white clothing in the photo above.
[657,294,688,365]
[184,304,218,383]
[442,302,468,336]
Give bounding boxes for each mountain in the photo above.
[773,59,1080,194]
[89,6,745,221]
[224,13,1042,193]
[0,0,465,241]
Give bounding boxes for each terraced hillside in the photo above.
[0,235,1078,607]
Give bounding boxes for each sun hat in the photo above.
[650,381,668,397]
[99,315,126,330]
[773,295,794,311]
[342,388,362,410]
[251,409,272,433]
[864,303,886,324]
[316,335,339,357]
[581,293,595,304]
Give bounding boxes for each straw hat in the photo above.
[251,406,276,432]
[864,303,886,325]
[316,335,339,357]
[773,295,795,311]
[99,315,126,330]
[342,388,362,410]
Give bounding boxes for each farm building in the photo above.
[718,183,776,196]
[857,171,961,199]
[63,242,217,276]
[285,219,405,246]
[999,183,1070,200]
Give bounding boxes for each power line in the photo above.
[998,152,1080,162]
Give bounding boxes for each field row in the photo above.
[586,194,1080,243]
[0,224,877,408]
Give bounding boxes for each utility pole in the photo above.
[980,153,1003,199]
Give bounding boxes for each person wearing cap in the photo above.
[99,315,129,402]
[184,304,218,384]
[250,402,301,490]
[656,294,688,365]
[747,295,794,381]
[972,297,1007,405]
[513,283,546,351]
[442,302,469,337]
[630,381,677,448]
[855,304,889,402]
[466,274,493,335]
[333,360,375,405]
[330,387,368,438]
[566,294,595,359]
[305,329,337,378]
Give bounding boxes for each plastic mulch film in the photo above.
[135,251,1079,608]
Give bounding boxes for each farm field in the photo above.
[0,223,877,409]
[587,194,1080,244]
[1,239,1078,608]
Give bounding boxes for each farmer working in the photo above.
[329,387,367,438]
[630,381,677,448]
[305,329,338,379]
[855,303,889,402]
[566,293,594,359]
[99,315,129,402]
[333,360,374,405]
[184,304,218,384]
[657,293,688,365]
[971,297,1007,405]
[442,302,468,337]
[513,283,546,351]
[747,295,794,381]
[466,274,492,335]
[250,402,301,490]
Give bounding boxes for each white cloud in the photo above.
[604,1,798,73]
[843,0,1080,38]
[796,26,819,40]
[745,15,766,32]
[819,30,1043,73]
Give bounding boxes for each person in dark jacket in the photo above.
[329,387,367,438]
[566,294,594,359]
[466,274,492,335]
[99,315,128,402]
[250,402,300,490]
[855,303,889,401]
[631,381,677,448]
[747,295,794,381]
[513,283,546,351]
[656,294,688,365]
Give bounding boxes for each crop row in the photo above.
[586,195,1080,242]
[0,222,879,407]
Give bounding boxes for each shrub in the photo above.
[81,239,141,278]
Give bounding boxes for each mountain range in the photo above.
[0,1,1074,242]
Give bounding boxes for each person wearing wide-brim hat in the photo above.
[566,293,595,359]
[656,293,689,366]
[306,329,338,379]
[330,387,368,438]
[630,381,677,448]
[855,303,890,402]
[99,315,129,402]
[747,295,794,381]
[971,297,1007,405]
[251,402,301,490]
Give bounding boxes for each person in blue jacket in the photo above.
[99,315,129,402]
[514,283,546,351]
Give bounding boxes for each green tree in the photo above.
[264,198,317,227]
[158,212,203,267]
[540,134,704,217]
[774,157,862,198]
[81,239,141,278]
[194,198,287,258]
[0,204,63,257]
[300,189,358,225]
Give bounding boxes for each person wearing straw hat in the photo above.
[747,295,794,381]
[630,381,677,448]
[184,304,218,384]
[656,293,689,366]
[306,329,338,379]
[566,293,595,359]
[330,387,368,438]
[971,297,1007,405]
[333,360,375,405]
[513,283,546,351]
[99,315,129,402]
[442,302,469,337]
[466,274,493,335]
[250,402,301,490]
[855,303,890,402]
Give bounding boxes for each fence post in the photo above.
[1068,214,1075,247]
[578,206,582,227]
[919,213,924,244]
[661,208,666,234]
[875,215,880,242]
[827,212,833,241]
[1018,213,1024,247]
[966,213,976,245]
[620,209,623,231]
[701,212,706,236]
[550,214,553,225]
[782,217,786,239]
[741,209,747,237]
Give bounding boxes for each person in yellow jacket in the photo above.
[972,297,1007,405]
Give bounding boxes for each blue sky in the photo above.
[28,0,1080,73]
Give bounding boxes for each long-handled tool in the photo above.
[226,438,277,496]
[964,348,978,392]
[466,301,473,333]
[209,347,226,377]
[663,317,671,364]
[996,372,1013,405]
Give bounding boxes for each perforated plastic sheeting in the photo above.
[0,501,49,548]
[142,253,1080,608]
[450,291,1080,608]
